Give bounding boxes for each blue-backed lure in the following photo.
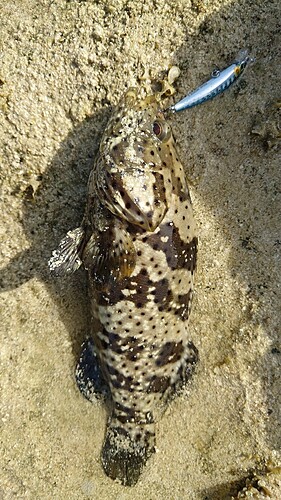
[168,50,254,113]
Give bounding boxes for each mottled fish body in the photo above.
[49,87,198,485]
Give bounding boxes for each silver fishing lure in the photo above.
[169,50,253,113]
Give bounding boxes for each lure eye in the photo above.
[211,68,220,78]
[234,65,241,77]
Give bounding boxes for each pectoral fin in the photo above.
[48,227,85,276]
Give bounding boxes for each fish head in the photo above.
[94,89,176,231]
[100,88,172,163]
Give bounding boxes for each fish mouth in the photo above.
[123,80,176,113]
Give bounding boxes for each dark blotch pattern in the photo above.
[177,291,192,320]
[148,375,170,393]
[153,171,167,206]
[98,261,194,321]
[155,341,184,367]
[98,268,151,308]
[153,278,170,305]
[104,363,134,392]
[145,225,197,273]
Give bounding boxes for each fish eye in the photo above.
[152,120,170,141]
[153,121,162,136]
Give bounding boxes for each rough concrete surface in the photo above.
[0,0,280,498]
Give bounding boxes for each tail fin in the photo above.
[101,422,155,486]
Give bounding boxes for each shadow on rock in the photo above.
[0,107,109,357]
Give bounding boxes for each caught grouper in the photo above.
[49,83,198,486]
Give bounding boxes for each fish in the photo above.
[168,49,253,113]
[48,84,198,486]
